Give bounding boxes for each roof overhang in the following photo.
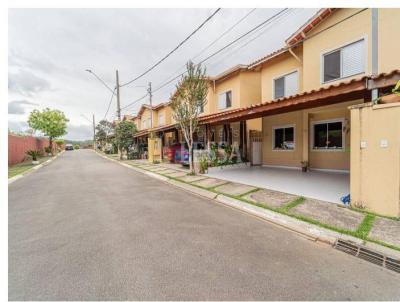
[200,70,400,125]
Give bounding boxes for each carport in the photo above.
[208,165,349,204]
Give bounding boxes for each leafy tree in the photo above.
[28,108,69,155]
[95,119,115,147]
[171,61,208,173]
[114,120,137,159]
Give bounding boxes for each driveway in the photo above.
[9,150,400,300]
[208,166,349,204]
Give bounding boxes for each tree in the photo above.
[114,120,137,159]
[95,119,115,147]
[28,108,69,155]
[171,61,208,173]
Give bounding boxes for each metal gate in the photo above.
[249,130,262,165]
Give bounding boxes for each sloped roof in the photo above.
[248,8,337,69]
[286,8,336,46]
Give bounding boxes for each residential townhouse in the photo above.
[201,8,400,216]
[199,65,262,162]
[126,8,400,216]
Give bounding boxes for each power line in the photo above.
[120,8,222,88]
[120,8,287,111]
[206,9,298,70]
[103,87,116,120]
[152,8,288,94]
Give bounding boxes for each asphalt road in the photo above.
[9,150,400,300]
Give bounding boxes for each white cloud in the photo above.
[8,8,319,139]
[8,100,38,115]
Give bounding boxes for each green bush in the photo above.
[26,150,42,161]
[44,146,52,154]
[73,144,80,149]
[55,139,65,146]
[199,155,208,174]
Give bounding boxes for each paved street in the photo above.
[9,150,400,300]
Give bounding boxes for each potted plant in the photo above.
[301,160,309,172]
[44,146,52,156]
[26,150,41,165]
[376,80,400,104]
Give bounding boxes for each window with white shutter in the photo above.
[158,113,165,126]
[218,91,232,109]
[323,39,365,83]
[274,71,298,99]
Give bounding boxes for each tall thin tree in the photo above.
[171,61,208,173]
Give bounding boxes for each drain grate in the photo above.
[334,240,400,273]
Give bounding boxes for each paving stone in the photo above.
[244,189,297,208]
[369,217,400,247]
[167,171,187,178]
[289,199,365,231]
[159,169,181,175]
[215,182,257,196]
[192,178,229,189]
[177,175,208,183]
[145,166,166,172]
[149,167,168,172]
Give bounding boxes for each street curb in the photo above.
[8,151,65,185]
[95,152,400,259]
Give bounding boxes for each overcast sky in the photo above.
[8,8,318,140]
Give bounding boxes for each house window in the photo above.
[323,39,365,82]
[158,113,165,126]
[198,103,204,114]
[274,71,299,99]
[312,120,343,150]
[218,90,232,109]
[273,126,295,150]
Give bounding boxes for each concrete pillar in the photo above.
[302,111,309,167]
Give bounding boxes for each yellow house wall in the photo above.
[212,76,241,113]
[308,108,351,170]
[378,8,400,74]
[239,71,262,106]
[350,102,400,217]
[302,8,372,92]
[260,49,303,102]
[140,108,152,129]
[262,111,304,167]
[261,100,362,170]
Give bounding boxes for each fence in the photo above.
[8,134,52,166]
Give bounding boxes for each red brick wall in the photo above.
[8,134,51,166]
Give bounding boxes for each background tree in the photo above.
[28,108,69,155]
[95,119,115,148]
[171,61,208,173]
[114,120,137,159]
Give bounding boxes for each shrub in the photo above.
[73,144,80,149]
[199,155,208,174]
[44,146,52,154]
[26,150,41,161]
[55,139,65,146]
[210,143,219,167]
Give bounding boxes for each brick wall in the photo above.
[8,134,52,166]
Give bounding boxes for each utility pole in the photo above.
[116,70,121,121]
[148,81,153,129]
[92,114,96,150]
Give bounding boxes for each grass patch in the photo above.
[280,197,306,212]
[355,214,376,239]
[237,188,260,198]
[350,206,400,221]
[8,156,51,178]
